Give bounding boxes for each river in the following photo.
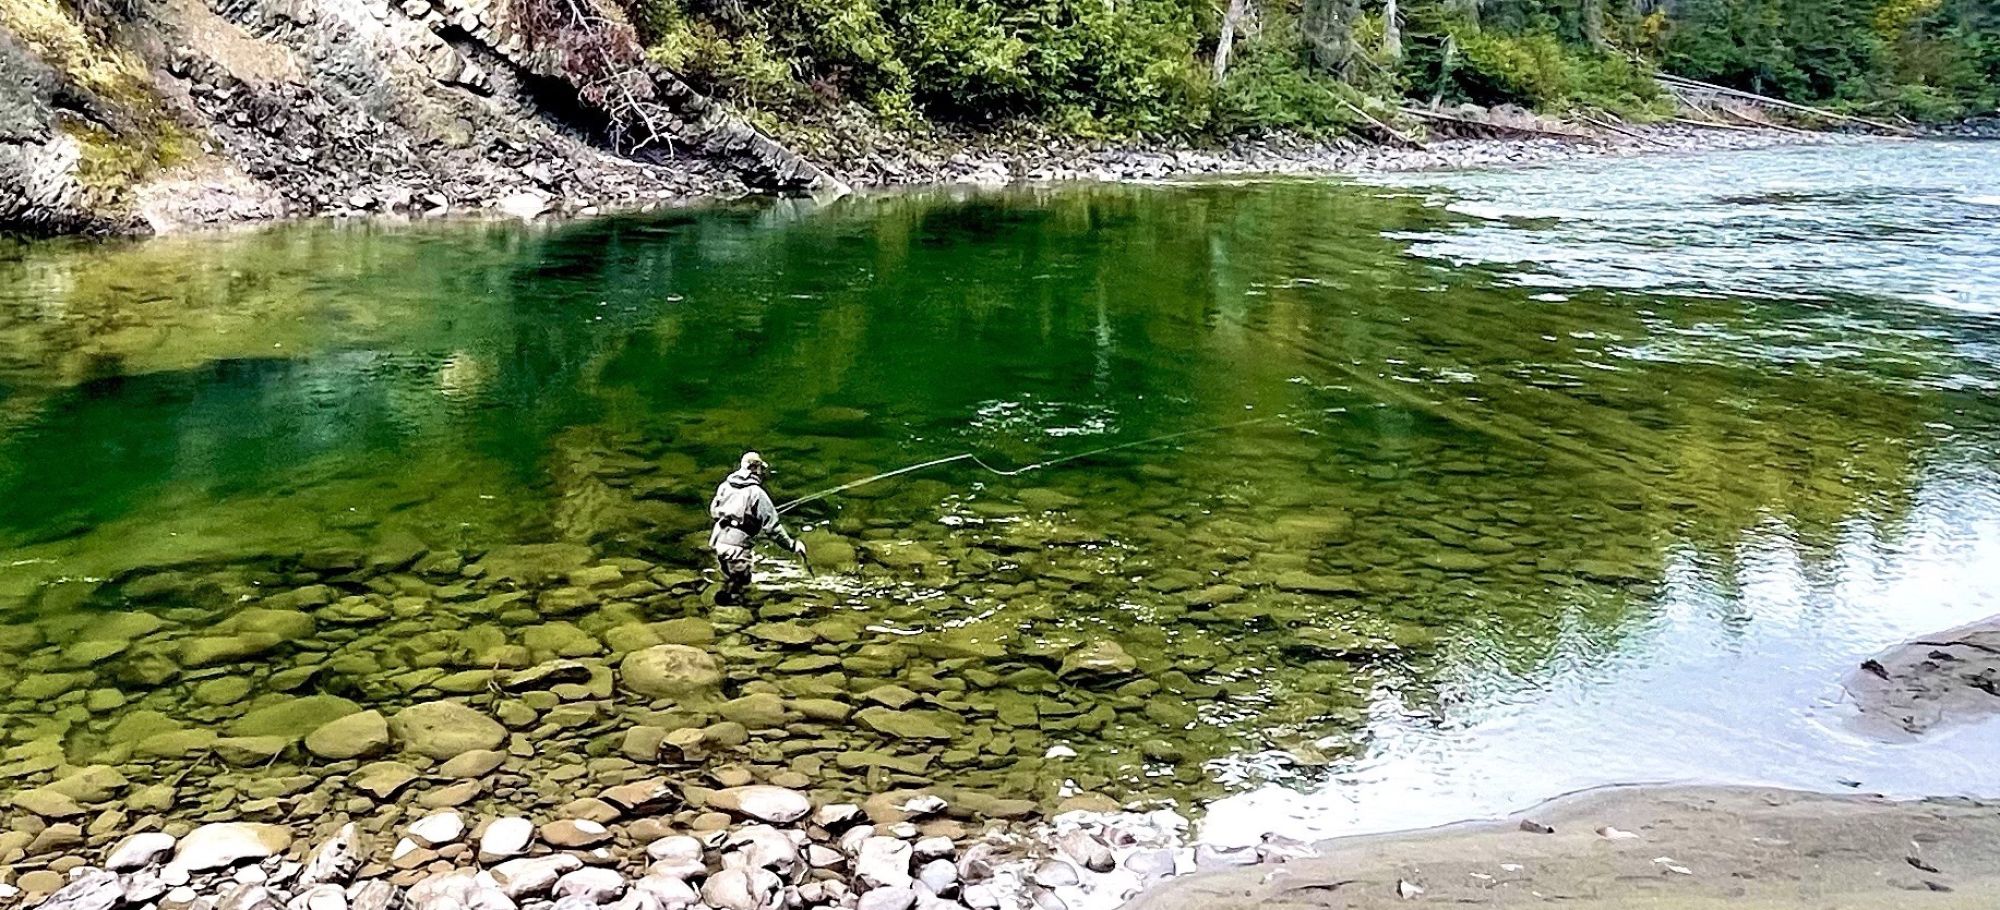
[1,140,1997,843]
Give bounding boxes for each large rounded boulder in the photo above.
[388,701,507,760]
[619,645,723,699]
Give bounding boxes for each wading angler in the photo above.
[708,452,807,602]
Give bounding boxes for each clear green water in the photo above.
[2,143,1998,825]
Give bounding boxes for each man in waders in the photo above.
[708,452,806,603]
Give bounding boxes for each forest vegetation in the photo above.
[625,0,2000,138]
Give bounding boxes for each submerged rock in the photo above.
[854,707,957,741]
[389,701,507,759]
[620,645,724,699]
[1057,641,1137,679]
[351,761,423,799]
[230,695,363,739]
[305,710,390,760]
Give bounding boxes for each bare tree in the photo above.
[1213,0,1250,82]
[1382,0,1402,62]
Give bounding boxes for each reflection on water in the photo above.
[1,145,1998,829]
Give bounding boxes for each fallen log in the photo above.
[1399,106,1592,140]
[1719,105,1813,135]
[1340,100,1426,149]
[1656,73,1917,136]
[1578,114,1669,146]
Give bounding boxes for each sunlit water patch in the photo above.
[1370,141,2000,314]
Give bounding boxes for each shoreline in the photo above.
[34,123,1859,239]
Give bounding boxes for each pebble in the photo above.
[916,857,959,894]
[709,786,811,824]
[1192,843,1258,868]
[541,819,612,848]
[491,854,584,899]
[700,867,782,910]
[858,886,919,910]
[633,873,698,908]
[553,867,627,903]
[1124,848,1177,882]
[106,831,177,871]
[1029,860,1079,887]
[855,837,915,890]
[478,817,534,863]
[913,836,955,860]
[169,823,292,872]
[407,812,466,847]
[1054,831,1114,872]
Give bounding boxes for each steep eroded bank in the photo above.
[0,0,839,233]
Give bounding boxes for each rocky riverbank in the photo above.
[786,114,1849,191]
[0,782,1191,910]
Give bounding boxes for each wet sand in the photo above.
[1122,615,2000,909]
[1124,784,2000,909]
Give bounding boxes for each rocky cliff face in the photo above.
[0,0,843,234]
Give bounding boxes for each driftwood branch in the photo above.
[1340,100,1425,148]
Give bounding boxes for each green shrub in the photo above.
[1451,26,1664,115]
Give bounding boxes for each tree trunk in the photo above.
[1213,0,1249,82]
[1381,0,1402,62]
[1429,34,1456,107]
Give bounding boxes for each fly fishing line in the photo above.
[775,411,1293,514]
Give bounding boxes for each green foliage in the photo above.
[1664,0,1998,119]
[632,0,1997,137]
[1211,4,1365,134]
[1449,26,1666,114]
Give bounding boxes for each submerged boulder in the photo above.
[1058,640,1137,679]
[619,645,723,699]
[305,710,390,760]
[229,695,363,739]
[389,701,507,759]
